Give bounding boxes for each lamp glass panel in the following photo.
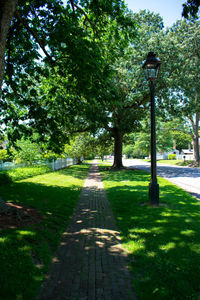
[145,68,158,80]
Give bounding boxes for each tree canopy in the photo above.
[182,0,200,18]
[0,2,200,166]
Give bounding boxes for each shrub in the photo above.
[168,153,176,160]
[8,165,51,181]
[0,165,51,183]
[0,172,12,185]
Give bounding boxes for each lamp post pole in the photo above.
[149,79,159,206]
[142,51,161,206]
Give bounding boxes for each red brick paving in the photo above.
[36,163,136,300]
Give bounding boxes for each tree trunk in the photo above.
[193,112,199,163]
[0,0,17,92]
[77,157,82,164]
[112,127,123,168]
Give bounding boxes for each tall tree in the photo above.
[154,19,200,163]
[182,0,200,18]
[0,0,18,91]
[0,0,131,93]
[1,1,137,168]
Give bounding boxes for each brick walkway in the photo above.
[36,163,136,300]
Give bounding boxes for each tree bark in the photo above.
[193,112,199,163]
[77,157,82,164]
[112,127,123,168]
[0,0,17,93]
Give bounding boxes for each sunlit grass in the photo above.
[157,159,194,166]
[142,158,195,167]
[0,165,51,183]
[0,164,90,300]
[99,164,200,300]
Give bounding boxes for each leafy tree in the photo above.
[65,133,96,163]
[41,150,62,162]
[0,0,17,91]
[182,0,200,18]
[131,119,173,157]
[1,0,136,170]
[15,137,40,165]
[92,132,113,160]
[164,119,193,152]
[0,149,8,161]
[154,19,200,162]
[102,10,164,167]
[0,0,133,92]
[171,130,192,152]
[1,0,135,155]
[123,144,134,158]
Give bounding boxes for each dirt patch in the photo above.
[0,202,43,230]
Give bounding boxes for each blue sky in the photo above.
[125,0,185,27]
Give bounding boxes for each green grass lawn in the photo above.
[0,164,90,300]
[142,159,194,167]
[157,159,194,166]
[99,164,200,300]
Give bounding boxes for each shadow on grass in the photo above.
[100,167,200,300]
[57,164,91,180]
[0,165,90,299]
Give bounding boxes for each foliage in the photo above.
[154,19,200,161]
[0,149,8,161]
[125,119,174,158]
[99,165,200,300]
[0,165,51,182]
[0,164,90,299]
[1,6,199,167]
[15,137,41,165]
[1,1,138,169]
[168,154,176,160]
[92,132,113,158]
[41,150,64,162]
[170,130,192,152]
[1,0,136,147]
[65,133,96,162]
[123,144,134,158]
[182,0,200,18]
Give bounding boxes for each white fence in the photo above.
[145,154,194,161]
[0,157,77,171]
[157,154,194,161]
[157,154,169,160]
[176,154,194,161]
[50,158,76,171]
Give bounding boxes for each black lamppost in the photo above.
[142,51,161,206]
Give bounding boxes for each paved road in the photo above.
[123,159,200,200]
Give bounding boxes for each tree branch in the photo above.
[15,10,55,65]
[104,122,113,133]
[69,0,75,13]
[6,19,27,101]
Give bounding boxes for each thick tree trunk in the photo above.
[77,157,82,164]
[193,112,199,163]
[112,127,123,168]
[0,0,17,92]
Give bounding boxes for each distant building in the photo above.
[181,149,194,159]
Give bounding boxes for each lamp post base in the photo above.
[149,182,159,206]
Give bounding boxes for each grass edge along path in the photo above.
[0,163,90,300]
[99,164,200,300]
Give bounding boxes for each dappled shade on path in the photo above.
[36,164,136,299]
